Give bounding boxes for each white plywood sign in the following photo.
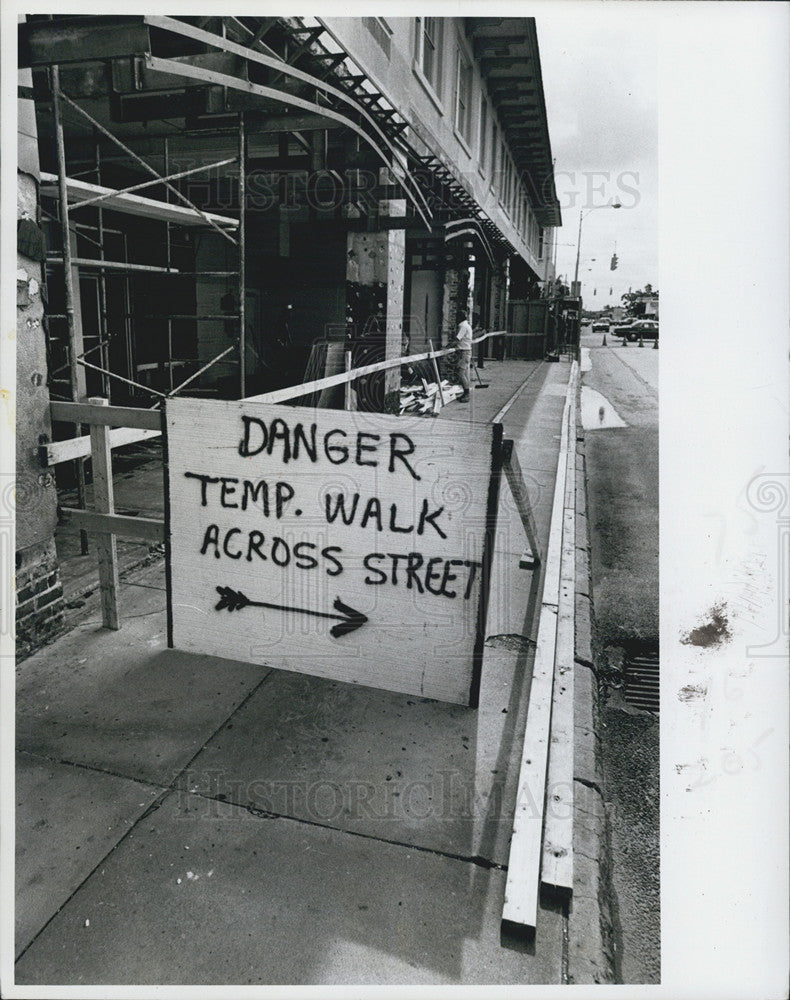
[165,398,502,705]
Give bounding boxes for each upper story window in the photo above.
[538,225,545,259]
[490,125,498,189]
[454,45,473,146]
[478,96,488,174]
[414,17,443,99]
[529,212,539,252]
[511,172,519,220]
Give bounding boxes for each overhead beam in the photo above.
[110,89,217,123]
[480,58,534,77]
[474,42,529,60]
[19,16,150,67]
[486,79,536,94]
[497,111,540,124]
[492,100,539,113]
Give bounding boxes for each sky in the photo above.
[536,5,658,308]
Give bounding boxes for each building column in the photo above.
[345,182,405,413]
[440,263,470,346]
[15,77,64,657]
[488,260,509,359]
[489,260,510,329]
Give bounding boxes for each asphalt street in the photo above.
[580,334,658,648]
[579,325,660,984]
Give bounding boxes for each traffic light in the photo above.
[610,253,619,270]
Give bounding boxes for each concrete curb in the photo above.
[567,386,616,984]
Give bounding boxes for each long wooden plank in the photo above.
[47,257,181,274]
[502,367,575,933]
[502,603,559,931]
[59,508,165,543]
[88,399,120,630]
[40,172,238,229]
[540,369,579,894]
[242,332,503,405]
[50,401,163,431]
[46,427,161,467]
[46,335,508,466]
[541,464,576,895]
[540,398,572,592]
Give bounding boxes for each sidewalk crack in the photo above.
[574,776,605,798]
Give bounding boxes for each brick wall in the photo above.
[16,538,64,659]
[17,78,65,660]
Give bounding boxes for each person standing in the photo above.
[454,310,473,401]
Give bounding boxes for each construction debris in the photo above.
[399,378,464,415]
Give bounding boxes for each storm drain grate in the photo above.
[623,645,660,712]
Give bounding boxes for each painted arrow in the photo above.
[214,586,368,639]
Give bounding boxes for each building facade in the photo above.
[16,15,560,650]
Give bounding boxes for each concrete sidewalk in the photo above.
[15,359,600,986]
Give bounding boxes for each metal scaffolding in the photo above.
[43,93,245,380]
[38,48,247,554]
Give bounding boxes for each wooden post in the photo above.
[428,339,445,407]
[53,64,90,554]
[88,397,120,629]
[501,438,541,569]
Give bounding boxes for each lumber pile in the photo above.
[399,378,463,415]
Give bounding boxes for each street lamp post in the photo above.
[573,201,622,290]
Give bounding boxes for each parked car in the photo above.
[611,317,658,341]
[611,318,637,337]
[591,318,610,332]
[623,318,659,341]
